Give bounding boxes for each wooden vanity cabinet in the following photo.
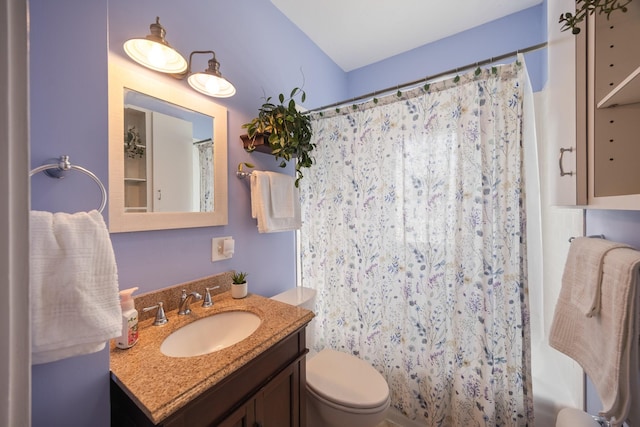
[219,362,302,427]
[111,328,307,427]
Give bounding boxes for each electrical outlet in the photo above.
[211,236,233,262]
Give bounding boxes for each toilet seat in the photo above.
[306,348,389,409]
[555,408,601,427]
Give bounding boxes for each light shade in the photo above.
[187,52,236,98]
[123,17,187,74]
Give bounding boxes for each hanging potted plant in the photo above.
[559,0,631,34]
[241,88,315,187]
[231,271,248,299]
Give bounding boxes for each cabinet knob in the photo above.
[559,147,575,177]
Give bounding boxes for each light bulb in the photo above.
[204,77,221,94]
[123,39,187,74]
[147,43,168,69]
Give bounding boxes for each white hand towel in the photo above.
[250,171,301,233]
[30,210,122,364]
[265,171,295,218]
[565,237,631,317]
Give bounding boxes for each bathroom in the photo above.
[3,0,640,425]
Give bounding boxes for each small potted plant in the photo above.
[241,88,315,187]
[559,0,631,34]
[231,271,248,299]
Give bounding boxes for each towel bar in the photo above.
[568,234,605,243]
[29,155,107,213]
[236,170,253,179]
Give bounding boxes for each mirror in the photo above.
[123,89,214,213]
[109,56,228,232]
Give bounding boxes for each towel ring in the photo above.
[29,155,107,213]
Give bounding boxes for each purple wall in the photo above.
[28,0,547,425]
[346,4,547,99]
[106,0,347,298]
[29,1,344,426]
[29,0,111,426]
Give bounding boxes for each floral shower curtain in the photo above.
[299,60,534,426]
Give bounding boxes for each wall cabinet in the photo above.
[124,106,151,212]
[111,329,307,427]
[558,2,640,209]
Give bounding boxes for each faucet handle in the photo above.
[142,302,168,326]
[202,286,221,308]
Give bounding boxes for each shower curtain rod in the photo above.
[307,41,548,114]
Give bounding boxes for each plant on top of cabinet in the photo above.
[559,0,632,34]
[241,88,315,187]
[125,125,145,158]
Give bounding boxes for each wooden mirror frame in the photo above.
[108,55,228,232]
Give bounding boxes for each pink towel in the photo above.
[550,246,640,426]
[564,237,631,317]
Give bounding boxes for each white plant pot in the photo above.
[231,282,248,299]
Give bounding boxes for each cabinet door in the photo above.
[151,111,194,212]
[218,401,255,427]
[547,0,587,206]
[255,363,301,427]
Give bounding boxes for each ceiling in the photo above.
[271,0,543,72]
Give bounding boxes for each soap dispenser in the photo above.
[116,287,139,349]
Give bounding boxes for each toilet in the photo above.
[271,287,391,427]
[555,408,605,427]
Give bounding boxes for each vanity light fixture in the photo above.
[124,18,236,98]
[123,17,188,74]
[185,51,236,98]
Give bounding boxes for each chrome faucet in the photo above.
[178,289,202,315]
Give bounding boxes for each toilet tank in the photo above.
[271,287,316,311]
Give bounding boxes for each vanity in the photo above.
[110,280,313,427]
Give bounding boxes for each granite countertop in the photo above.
[110,291,313,424]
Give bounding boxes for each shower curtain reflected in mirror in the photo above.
[197,140,213,212]
[300,60,534,426]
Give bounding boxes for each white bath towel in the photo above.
[549,246,640,426]
[564,237,631,317]
[250,171,301,233]
[30,210,122,364]
[266,171,295,218]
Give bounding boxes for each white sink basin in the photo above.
[160,311,261,358]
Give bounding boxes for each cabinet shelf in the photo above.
[124,177,147,183]
[125,207,147,212]
[597,65,640,108]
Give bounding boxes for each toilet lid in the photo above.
[271,287,316,306]
[306,349,389,409]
